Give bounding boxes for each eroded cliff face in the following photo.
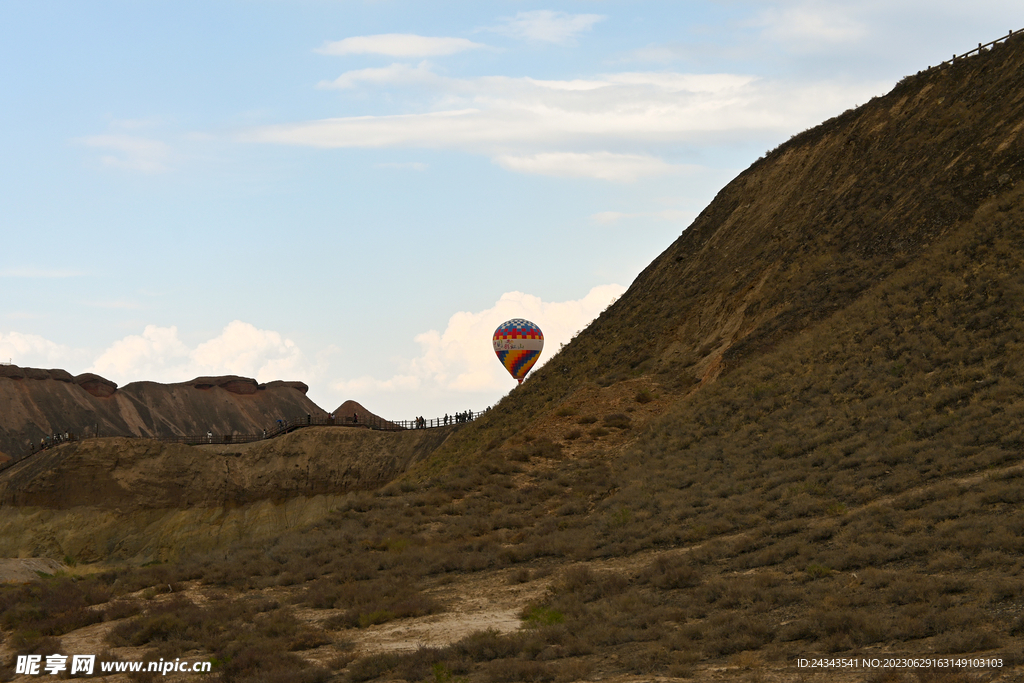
[0,366,326,458]
[0,426,454,562]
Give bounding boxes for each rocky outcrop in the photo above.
[190,376,259,394]
[0,365,327,458]
[0,366,74,382]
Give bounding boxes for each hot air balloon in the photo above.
[493,319,544,384]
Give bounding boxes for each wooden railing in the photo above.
[940,29,1023,67]
[0,410,483,472]
[148,410,482,446]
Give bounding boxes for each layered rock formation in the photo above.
[0,365,327,459]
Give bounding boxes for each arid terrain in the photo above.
[4,31,1024,683]
[0,367,325,460]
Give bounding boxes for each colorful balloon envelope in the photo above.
[493,319,544,384]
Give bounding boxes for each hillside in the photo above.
[3,31,1024,683]
[0,366,326,459]
[431,32,1024,463]
[0,426,455,563]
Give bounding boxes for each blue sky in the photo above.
[2,1,1022,418]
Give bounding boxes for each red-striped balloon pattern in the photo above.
[493,319,544,383]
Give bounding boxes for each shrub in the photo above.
[638,555,701,589]
[805,562,833,579]
[635,389,656,404]
[451,629,525,661]
[347,652,403,683]
[522,606,565,626]
[529,438,564,459]
[484,659,555,683]
[603,414,632,429]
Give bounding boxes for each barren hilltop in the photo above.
[3,31,1024,683]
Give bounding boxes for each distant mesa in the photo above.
[0,364,325,459]
[0,365,75,383]
[262,380,310,395]
[188,376,260,395]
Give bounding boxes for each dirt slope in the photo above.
[0,426,455,562]
[0,427,452,510]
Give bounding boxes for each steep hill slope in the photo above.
[427,32,1024,464]
[0,366,326,459]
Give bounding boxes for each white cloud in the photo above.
[624,43,692,64]
[88,321,309,385]
[605,72,755,91]
[0,268,86,278]
[318,62,443,90]
[78,134,172,173]
[89,325,190,380]
[486,10,605,45]
[590,209,695,224]
[756,5,867,48]
[246,66,886,178]
[0,332,84,368]
[316,34,486,57]
[494,152,681,182]
[86,299,143,310]
[333,285,625,399]
[374,161,428,171]
[334,374,421,396]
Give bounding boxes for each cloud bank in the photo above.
[88,321,309,385]
[248,64,886,180]
[0,332,85,369]
[484,10,606,45]
[2,286,624,416]
[334,284,625,400]
[317,34,486,57]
